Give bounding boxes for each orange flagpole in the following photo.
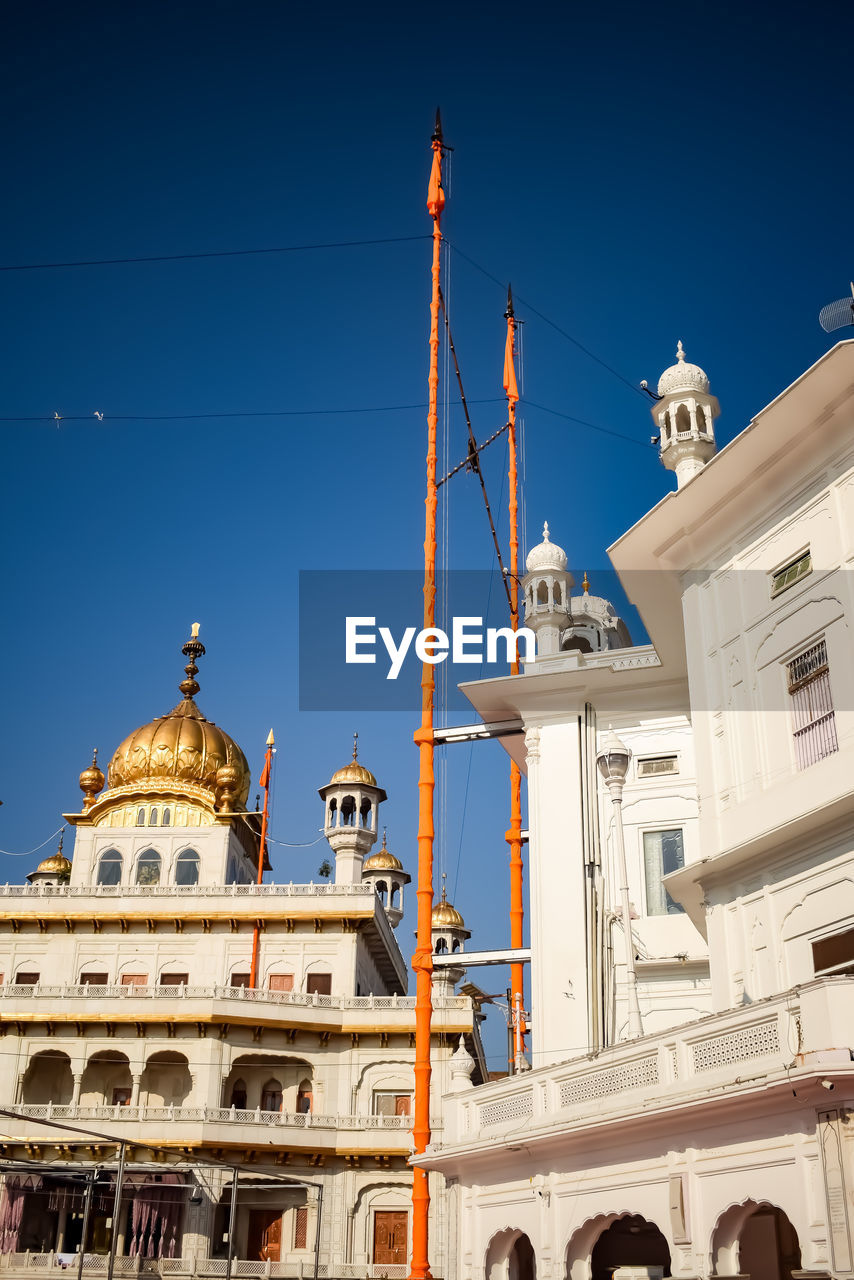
[503,288,526,1069]
[410,109,445,1280]
[249,729,275,989]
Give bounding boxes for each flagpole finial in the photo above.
[180,625,206,699]
[266,729,275,748]
[432,108,443,143]
[352,731,359,761]
[505,284,514,320]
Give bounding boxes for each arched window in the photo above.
[376,880,388,905]
[359,797,372,829]
[229,1078,247,1109]
[161,807,171,827]
[96,849,123,886]
[136,808,146,827]
[327,799,337,827]
[135,849,161,886]
[175,849,200,886]
[296,1079,312,1113]
[435,937,448,954]
[675,403,691,434]
[696,405,707,433]
[536,580,548,605]
[149,808,159,827]
[390,882,400,908]
[260,1078,283,1112]
[341,796,356,827]
[452,939,461,952]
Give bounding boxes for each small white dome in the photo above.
[525,522,568,574]
[657,341,710,397]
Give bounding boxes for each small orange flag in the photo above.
[427,148,445,218]
[259,753,271,790]
[503,323,519,405]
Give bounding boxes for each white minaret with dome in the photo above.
[522,521,573,657]
[654,340,720,488]
[318,734,387,884]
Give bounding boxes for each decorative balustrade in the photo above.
[0,983,468,1012]
[448,979,854,1144]
[4,1103,413,1131]
[0,1258,419,1279]
[0,883,377,899]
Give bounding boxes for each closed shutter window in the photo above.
[787,640,838,769]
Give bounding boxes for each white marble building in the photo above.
[0,633,485,1279]
[417,341,854,1280]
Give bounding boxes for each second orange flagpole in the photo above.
[503,288,526,1068]
[410,110,444,1280]
[249,729,275,989]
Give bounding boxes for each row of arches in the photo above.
[326,796,375,829]
[486,1201,802,1280]
[96,846,200,886]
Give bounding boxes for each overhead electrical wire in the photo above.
[0,235,430,273]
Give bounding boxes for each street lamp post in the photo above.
[596,728,644,1039]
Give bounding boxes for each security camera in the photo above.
[821,1079,835,1091]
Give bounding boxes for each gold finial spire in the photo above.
[582,571,590,593]
[79,747,105,810]
[352,731,359,761]
[441,871,447,903]
[57,829,64,855]
[382,827,388,849]
[180,624,206,699]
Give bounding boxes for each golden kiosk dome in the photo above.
[327,732,379,788]
[106,627,251,808]
[432,883,466,930]
[363,830,404,873]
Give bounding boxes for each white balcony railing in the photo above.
[0,983,469,1012]
[4,1102,414,1131]
[446,976,854,1145]
[0,1257,416,1280]
[0,883,377,899]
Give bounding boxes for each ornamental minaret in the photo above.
[522,522,573,658]
[654,340,720,488]
[318,734,387,884]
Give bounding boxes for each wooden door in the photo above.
[373,1211,408,1265]
[247,1209,282,1262]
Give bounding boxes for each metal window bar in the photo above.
[787,641,839,769]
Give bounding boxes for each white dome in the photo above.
[657,341,710,397]
[525,522,568,574]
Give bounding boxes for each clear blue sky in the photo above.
[1,1,851,1069]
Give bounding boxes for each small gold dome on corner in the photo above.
[363,830,403,873]
[36,851,72,876]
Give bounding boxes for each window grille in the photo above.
[771,550,811,596]
[294,1207,308,1250]
[637,755,678,778]
[787,640,838,769]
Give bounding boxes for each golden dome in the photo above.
[105,628,251,809]
[328,732,379,788]
[35,852,72,876]
[432,885,466,929]
[329,760,378,787]
[363,831,403,872]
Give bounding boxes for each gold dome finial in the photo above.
[79,747,105,810]
[441,871,447,903]
[353,731,359,761]
[31,827,72,880]
[582,571,590,593]
[179,624,206,699]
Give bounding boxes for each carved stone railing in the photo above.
[0,983,469,1012]
[4,1102,414,1131]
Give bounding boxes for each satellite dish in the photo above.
[819,284,854,333]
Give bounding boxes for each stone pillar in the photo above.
[71,1074,83,1106]
[130,1074,142,1107]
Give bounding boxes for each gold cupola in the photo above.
[28,830,72,884]
[105,625,251,808]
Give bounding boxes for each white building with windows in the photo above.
[417,341,854,1280]
[0,632,485,1279]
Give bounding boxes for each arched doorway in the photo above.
[485,1228,536,1280]
[712,1200,802,1280]
[591,1215,670,1280]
